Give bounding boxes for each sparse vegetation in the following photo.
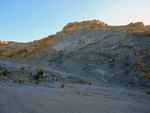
[77,79,86,84]
[38,69,44,75]
[35,81,39,84]
[89,82,92,85]
[3,69,8,76]
[61,83,64,88]
[128,82,134,85]
[21,67,25,70]
[35,73,40,80]
[48,59,51,63]
[35,69,44,80]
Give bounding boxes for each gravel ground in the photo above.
[0,83,150,113]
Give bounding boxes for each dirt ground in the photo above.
[0,83,150,113]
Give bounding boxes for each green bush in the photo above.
[38,69,43,75]
[61,83,64,88]
[21,67,25,70]
[35,69,43,79]
[35,81,39,84]
[3,69,8,76]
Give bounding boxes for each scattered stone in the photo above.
[133,76,139,81]
[104,80,107,83]
[2,76,7,80]
[8,80,12,83]
[48,59,51,63]
[12,69,16,71]
[24,81,28,84]
[97,69,105,75]
[43,73,47,77]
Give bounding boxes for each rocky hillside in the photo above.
[0,20,150,59]
[0,20,150,87]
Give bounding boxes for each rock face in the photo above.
[62,20,108,31]
[56,20,150,36]
[0,20,150,86]
[0,20,150,59]
[0,40,19,44]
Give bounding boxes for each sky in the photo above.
[0,0,150,42]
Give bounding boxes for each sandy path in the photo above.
[0,83,150,113]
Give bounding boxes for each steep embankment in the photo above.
[0,20,150,86]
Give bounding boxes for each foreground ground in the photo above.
[0,82,150,113]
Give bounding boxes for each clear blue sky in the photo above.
[0,0,150,42]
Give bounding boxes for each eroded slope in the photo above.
[0,20,150,86]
